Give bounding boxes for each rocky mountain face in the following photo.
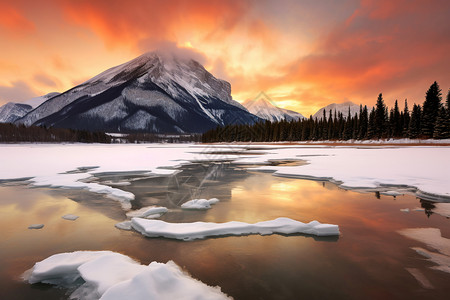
[0,92,60,123]
[15,52,259,133]
[0,102,32,123]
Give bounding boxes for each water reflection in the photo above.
[0,162,449,300]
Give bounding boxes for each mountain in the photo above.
[24,92,60,108]
[0,102,32,123]
[243,92,305,122]
[0,92,61,124]
[15,52,259,133]
[313,101,360,119]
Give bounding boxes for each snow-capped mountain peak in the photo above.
[15,51,258,133]
[0,102,32,123]
[313,101,360,119]
[243,92,305,122]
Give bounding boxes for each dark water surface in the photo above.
[0,163,449,300]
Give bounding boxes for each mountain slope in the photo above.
[313,101,360,119]
[243,92,304,122]
[0,93,60,123]
[0,102,32,123]
[24,92,60,109]
[16,52,259,133]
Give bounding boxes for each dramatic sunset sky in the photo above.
[0,0,449,116]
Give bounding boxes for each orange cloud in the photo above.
[61,0,250,51]
[0,2,35,33]
[0,0,449,117]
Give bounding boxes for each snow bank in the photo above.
[398,228,450,273]
[181,198,219,210]
[25,251,230,300]
[125,206,168,219]
[131,217,339,241]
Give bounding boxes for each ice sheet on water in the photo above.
[125,206,168,219]
[131,217,340,241]
[181,198,220,210]
[24,251,231,300]
[433,203,450,218]
[62,214,79,221]
[115,221,132,231]
[28,224,44,229]
[398,228,450,274]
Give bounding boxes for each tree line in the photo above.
[0,123,111,143]
[202,82,450,143]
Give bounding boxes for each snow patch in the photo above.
[115,221,133,231]
[131,217,340,241]
[24,251,231,300]
[181,198,220,210]
[125,206,168,219]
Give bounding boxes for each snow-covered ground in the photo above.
[24,251,230,300]
[0,143,449,207]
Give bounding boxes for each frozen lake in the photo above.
[0,144,449,299]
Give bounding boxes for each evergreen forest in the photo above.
[202,82,450,143]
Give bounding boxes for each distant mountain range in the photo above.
[0,92,60,123]
[242,92,305,122]
[0,52,362,133]
[312,101,360,120]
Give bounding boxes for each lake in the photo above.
[0,161,449,299]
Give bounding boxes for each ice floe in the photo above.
[405,268,434,289]
[398,228,450,273]
[400,208,410,213]
[28,224,44,229]
[131,217,339,241]
[433,203,450,218]
[25,251,230,300]
[181,198,220,210]
[62,214,79,221]
[125,206,168,219]
[115,221,132,231]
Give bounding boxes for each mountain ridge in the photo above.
[14,52,259,133]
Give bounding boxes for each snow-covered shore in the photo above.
[0,143,449,205]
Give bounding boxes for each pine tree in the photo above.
[375,93,386,139]
[367,107,376,139]
[421,81,442,138]
[433,107,449,139]
[358,105,368,139]
[402,99,410,137]
[392,100,402,137]
[408,104,422,138]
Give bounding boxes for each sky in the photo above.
[0,0,449,116]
